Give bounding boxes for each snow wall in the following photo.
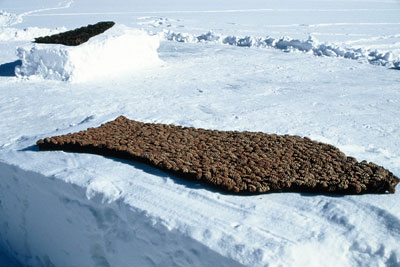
[0,161,244,267]
[15,25,162,82]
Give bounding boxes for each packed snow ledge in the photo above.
[0,161,244,267]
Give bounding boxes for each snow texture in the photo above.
[163,30,400,70]
[15,24,162,82]
[0,27,66,42]
[0,10,22,27]
[0,0,400,266]
[0,162,243,267]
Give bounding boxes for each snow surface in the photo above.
[0,27,65,42]
[0,0,400,266]
[0,162,243,267]
[16,25,161,82]
[162,31,400,70]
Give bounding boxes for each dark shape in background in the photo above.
[34,21,115,46]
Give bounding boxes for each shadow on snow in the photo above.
[0,60,21,77]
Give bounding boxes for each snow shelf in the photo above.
[0,161,243,267]
[15,24,162,82]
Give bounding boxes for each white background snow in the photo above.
[0,0,400,266]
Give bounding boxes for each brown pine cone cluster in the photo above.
[37,116,399,194]
[34,21,115,46]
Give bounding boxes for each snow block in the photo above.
[15,24,161,82]
[37,116,399,195]
[0,162,244,267]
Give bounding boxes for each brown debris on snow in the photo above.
[37,116,399,194]
[34,21,115,46]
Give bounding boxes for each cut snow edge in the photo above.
[15,24,162,82]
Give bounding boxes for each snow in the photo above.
[0,162,243,267]
[162,30,400,69]
[0,10,21,27]
[0,0,400,266]
[15,25,162,82]
[0,27,66,42]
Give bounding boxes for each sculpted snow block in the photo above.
[16,24,161,82]
[34,21,116,46]
[37,116,399,194]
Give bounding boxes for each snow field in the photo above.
[0,11,20,27]
[1,0,400,266]
[1,40,399,266]
[0,27,66,42]
[15,24,162,82]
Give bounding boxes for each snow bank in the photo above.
[15,25,162,82]
[163,30,400,69]
[0,161,243,267]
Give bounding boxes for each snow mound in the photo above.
[163,30,400,69]
[15,25,162,82]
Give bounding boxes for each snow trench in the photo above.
[0,161,244,267]
[162,30,400,70]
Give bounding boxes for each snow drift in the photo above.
[15,24,162,82]
[163,30,400,70]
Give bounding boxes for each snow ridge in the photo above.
[162,30,400,69]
